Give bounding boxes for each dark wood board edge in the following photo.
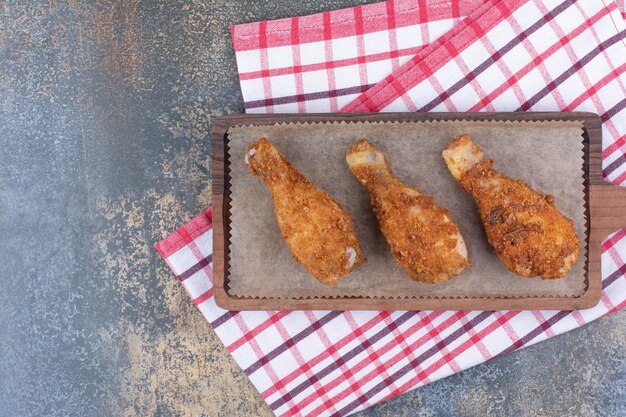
[585,113,626,310]
[211,112,623,311]
[211,117,227,297]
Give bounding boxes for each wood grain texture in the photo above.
[212,112,625,311]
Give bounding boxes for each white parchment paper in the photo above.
[226,120,586,299]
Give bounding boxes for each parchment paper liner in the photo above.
[225,120,587,299]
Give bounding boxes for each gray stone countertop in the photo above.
[1,1,624,416]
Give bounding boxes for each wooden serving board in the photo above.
[212,112,625,311]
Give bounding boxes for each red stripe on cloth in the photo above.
[227,310,292,352]
[405,0,576,113]
[192,288,213,305]
[276,311,342,410]
[498,310,571,358]
[603,131,626,165]
[468,2,611,112]
[155,207,212,258]
[600,290,617,311]
[451,0,462,18]
[476,34,528,110]
[418,0,430,45]
[159,2,626,416]
[258,21,275,113]
[420,311,466,373]
[448,44,490,111]
[354,5,370,91]
[332,311,508,416]
[570,310,586,326]
[507,4,568,110]
[532,311,555,337]
[618,0,626,16]
[425,71,458,111]
[498,313,523,351]
[346,311,400,405]
[414,311,519,379]
[183,227,215,283]
[576,1,626,155]
[291,17,306,113]
[260,311,392,399]
[342,0,526,113]
[535,1,600,110]
[364,313,518,410]
[602,262,626,290]
[557,53,625,113]
[420,311,516,359]
[379,313,419,388]
[460,312,493,360]
[612,298,626,313]
[273,311,437,413]
[340,0,496,112]
[517,32,626,112]
[323,11,339,112]
[245,311,344,376]
[386,1,400,71]
[602,228,626,251]
[231,0,483,52]
[612,169,626,185]
[289,311,476,416]
[303,311,372,415]
[232,312,286,390]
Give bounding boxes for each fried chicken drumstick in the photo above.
[346,139,470,283]
[442,134,580,278]
[246,138,365,285]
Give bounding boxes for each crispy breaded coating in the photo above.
[346,139,470,283]
[442,134,580,278]
[246,138,365,285]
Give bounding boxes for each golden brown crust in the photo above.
[347,139,470,283]
[371,188,470,283]
[247,138,365,285]
[448,136,580,279]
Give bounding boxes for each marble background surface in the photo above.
[1,1,624,416]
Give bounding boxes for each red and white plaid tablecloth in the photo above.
[157,1,626,416]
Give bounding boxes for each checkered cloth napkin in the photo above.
[157,1,626,416]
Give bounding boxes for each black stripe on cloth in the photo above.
[418,0,573,112]
[177,254,213,281]
[245,310,344,376]
[211,310,239,329]
[493,310,570,358]
[335,311,494,416]
[268,311,416,411]
[517,32,626,111]
[243,84,375,110]
[603,262,626,289]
